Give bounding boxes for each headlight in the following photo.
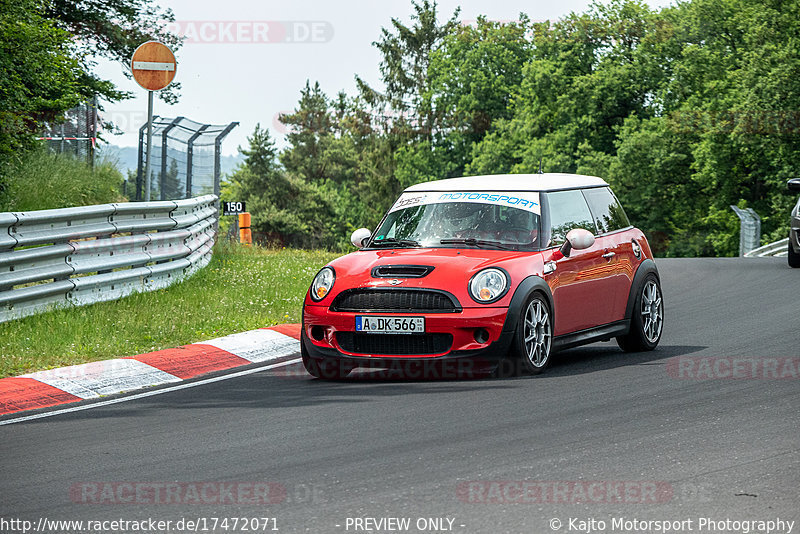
[469,268,509,304]
[310,267,335,301]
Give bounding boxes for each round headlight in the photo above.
[469,268,509,304]
[310,267,335,301]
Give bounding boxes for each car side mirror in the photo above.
[350,228,372,248]
[560,228,595,258]
[788,179,800,193]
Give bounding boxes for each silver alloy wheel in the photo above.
[524,299,551,367]
[641,280,663,343]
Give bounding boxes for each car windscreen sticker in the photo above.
[389,191,541,214]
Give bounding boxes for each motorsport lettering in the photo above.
[389,191,541,214]
[438,192,539,209]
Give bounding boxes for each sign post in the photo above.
[131,41,177,201]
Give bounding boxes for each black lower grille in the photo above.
[336,332,453,355]
[330,289,460,313]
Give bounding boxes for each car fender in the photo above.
[501,275,555,334]
[623,259,660,321]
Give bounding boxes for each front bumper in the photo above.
[302,304,515,370]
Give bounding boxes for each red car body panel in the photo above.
[303,227,652,357]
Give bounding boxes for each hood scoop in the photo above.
[371,264,434,278]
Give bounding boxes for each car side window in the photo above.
[545,190,597,246]
[582,187,631,234]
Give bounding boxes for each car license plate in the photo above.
[355,316,425,334]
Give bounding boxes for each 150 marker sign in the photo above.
[223,201,246,215]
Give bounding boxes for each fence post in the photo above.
[186,124,210,200]
[213,122,239,198]
[135,120,148,201]
[160,117,183,201]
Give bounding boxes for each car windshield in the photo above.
[370,191,542,251]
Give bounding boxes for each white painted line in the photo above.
[1,358,303,426]
[22,359,181,399]
[132,61,175,71]
[202,330,300,363]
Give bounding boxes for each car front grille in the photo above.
[330,289,460,313]
[336,332,453,355]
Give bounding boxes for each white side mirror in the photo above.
[560,228,595,257]
[350,228,372,248]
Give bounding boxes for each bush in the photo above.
[0,146,124,212]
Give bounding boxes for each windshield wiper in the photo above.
[439,238,518,250]
[370,237,421,248]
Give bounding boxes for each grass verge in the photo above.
[0,147,124,212]
[0,243,338,378]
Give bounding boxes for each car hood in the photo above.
[320,247,545,308]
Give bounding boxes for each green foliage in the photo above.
[223,125,346,249]
[1,0,181,194]
[45,0,182,104]
[0,0,83,189]
[227,0,800,256]
[0,146,124,212]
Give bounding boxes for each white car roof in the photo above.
[404,173,608,192]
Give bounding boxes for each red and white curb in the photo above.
[0,324,301,417]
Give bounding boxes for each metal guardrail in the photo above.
[0,195,218,323]
[744,237,789,258]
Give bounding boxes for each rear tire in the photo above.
[617,275,663,352]
[789,239,800,268]
[511,293,553,375]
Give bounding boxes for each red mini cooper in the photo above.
[302,173,663,378]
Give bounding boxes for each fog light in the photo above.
[311,325,326,341]
[474,328,490,344]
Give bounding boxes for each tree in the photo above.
[359,0,461,136]
[43,0,182,104]
[0,0,83,192]
[1,0,182,195]
[225,125,344,249]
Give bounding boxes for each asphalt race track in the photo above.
[1,258,798,534]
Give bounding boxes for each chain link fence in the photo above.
[135,117,238,201]
[37,98,98,167]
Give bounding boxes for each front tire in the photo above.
[788,239,800,268]
[617,275,664,352]
[512,293,553,375]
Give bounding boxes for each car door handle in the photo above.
[601,252,615,259]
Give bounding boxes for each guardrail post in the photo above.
[730,206,761,256]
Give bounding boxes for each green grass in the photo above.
[0,147,124,212]
[0,244,339,378]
